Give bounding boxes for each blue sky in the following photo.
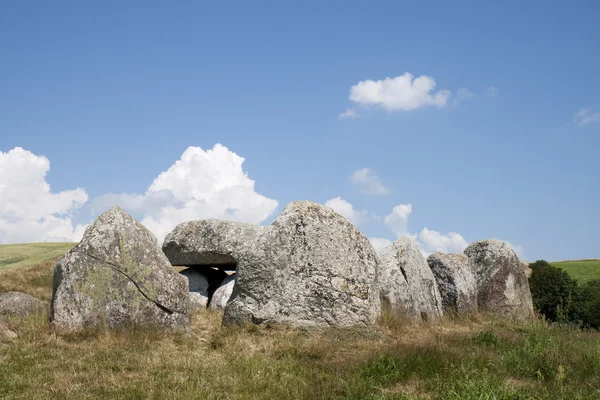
[1,1,598,261]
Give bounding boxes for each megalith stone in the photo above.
[223,201,380,327]
[180,269,209,310]
[464,240,533,319]
[209,275,236,309]
[162,220,264,269]
[51,206,190,331]
[0,292,47,318]
[378,238,443,322]
[427,253,478,315]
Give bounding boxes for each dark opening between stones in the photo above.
[183,262,237,305]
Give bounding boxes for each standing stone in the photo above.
[223,201,380,327]
[51,206,190,331]
[378,238,443,322]
[180,269,209,310]
[162,220,264,269]
[0,292,47,318]
[427,253,478,315]
[464,240,533,319]
[209,275,236,309]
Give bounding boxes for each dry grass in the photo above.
[0,258,56,301]
[1,258,600,399]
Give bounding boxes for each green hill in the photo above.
[551,259,600,283]
[0,242,75,272]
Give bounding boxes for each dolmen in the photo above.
[162,220,261,310]
[48,201,535,333]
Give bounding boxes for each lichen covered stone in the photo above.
[427,253,477,315]
[0,292,47,318]
[51,206,190,331]
[223,201,381,327]
[163,220,264,268]
[464,240,533,320]
[378,238,443,322]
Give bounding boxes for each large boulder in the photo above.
[378,238,443,322]
[209,275,236,309]
[0,292,47,318]
[464,240,533,319]
[427,253,478,315]
[179,269,209,310]
[162,220,264,269]
[51,206,190,331]
[223,201,380,327]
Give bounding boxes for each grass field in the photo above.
[1,246,600,399]
[552,259,600,283]
[0,243,75,272]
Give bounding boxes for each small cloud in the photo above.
[346,72,451,112]
[351,168,390,196]
[452,88,475,106]
[384,204,413,238]
[418,227,469,255]
[324,197,371,226]
[338,108,358,119]
[573,105,600,127]
[457,88,474,100]
[486,86,497,97]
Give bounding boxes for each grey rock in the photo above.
[163,220,264,268]
[0,292,47,318]
[209,275,236,309]
[223,201,381,327]
[464,240,534,319]
[0,318,16,340]
[51,206,190,331]
[427,253,478,315]
[180,269,209,310]
[378,238,443,322]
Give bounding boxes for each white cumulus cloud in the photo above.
[93,144,278,243]
[351,167,390,196]
[384,204,414,239]
[325,197,371,226]
[574,106,600,127]
[346,72,451,112]
[0,147,88,244]
[418,227,469,255]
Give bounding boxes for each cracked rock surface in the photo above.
[223,201,381,328]
[378,238,443,322]
[50,206,190,331]
[464,240,533,320]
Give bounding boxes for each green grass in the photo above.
[552,259,600,283]
[0,243,75,272]
[1,248,600,399]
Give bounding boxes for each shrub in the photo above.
[528,260,578,322]
[572,279,600,329]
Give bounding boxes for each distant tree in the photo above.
[528,260,578,322]
[572,279,600,329]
